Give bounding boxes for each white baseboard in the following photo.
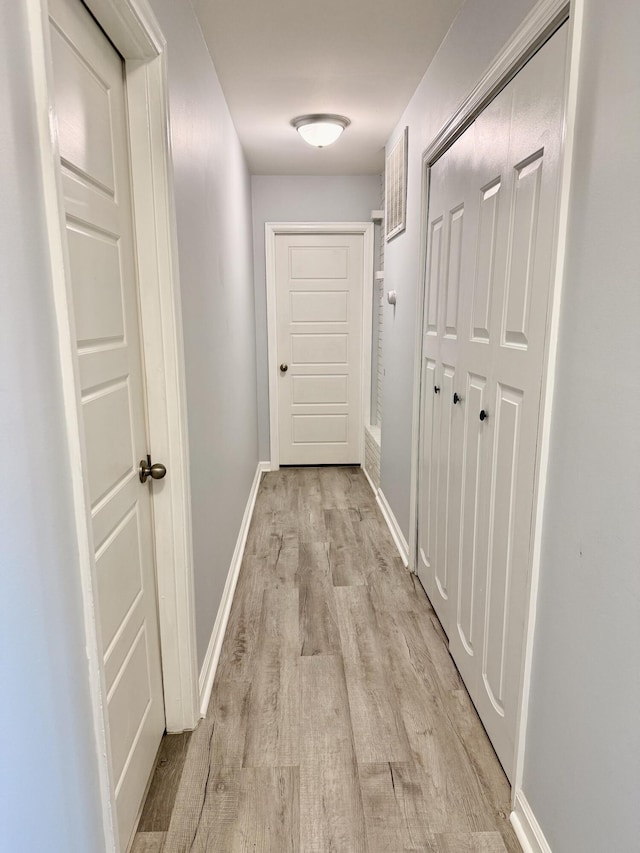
[362,465,377,496]
[197,461,269,717]
[376,488,409,567]
[510,791,552,853]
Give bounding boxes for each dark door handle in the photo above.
[479,409,488,422]
[280,363,288,373]
[139,455,167,483]
[434,385,440,394]
[453,392,461,404]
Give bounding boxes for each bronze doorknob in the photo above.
[139,455,167,483]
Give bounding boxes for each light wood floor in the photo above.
[133,467,520,853]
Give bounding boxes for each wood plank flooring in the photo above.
[133,467,519,853]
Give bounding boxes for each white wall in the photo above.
[0,4,105,850]
[149,0,259,669]
[381,0,539,536]
[251,175,381,459]
[522,2,640,850]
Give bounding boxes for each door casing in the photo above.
[265,222,374,470]
[25,0,198,848]
[407,0,585,815]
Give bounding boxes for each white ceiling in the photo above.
[192,0,465,175]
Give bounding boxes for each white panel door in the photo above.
[417,126,471,636]
[417,25,568,778]
[466,27,568,773]
[49,0,165,847]
[275,233,364,465]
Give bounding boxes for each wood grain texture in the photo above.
[325,508,369,586]
[300,654,355,766]
[138,734,191,832]
[215,556,264,683]
[130,832,166,853]
[300,762,367,853]
[207,680,251,767]
[425,832,509,852]
[298,542,341,656]
[335,585,412,764]
[136,468,520,853]
[242,587,299,767]
[377,610,496,833]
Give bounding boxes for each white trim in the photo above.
[407,144,431,575]
[119,15,198,737]
[265,222,374,470]
[27,0,198,848]
[198,462,269,717]
[510,792,553,853]
[376,489,409,568]
[512,0,585,798]
[362,464,378,497]
[422,0,570,166]
[408,0,582,793]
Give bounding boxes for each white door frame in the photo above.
[265,222,374,470]
[25,0,198,848]
[407,0,585,806]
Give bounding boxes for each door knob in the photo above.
[453,392,461,404]
[280,363,288,373]
[479,409,488,422]
[434,385,441,394]
[139,455,167,484]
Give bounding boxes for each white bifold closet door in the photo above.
[418,24,568,779]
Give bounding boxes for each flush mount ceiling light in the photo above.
[291,114,351,148]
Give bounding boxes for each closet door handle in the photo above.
[479,409,488,422]
[434,385,441,394]
[453,392,461,404]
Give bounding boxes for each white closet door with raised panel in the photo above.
[466,25,568,774]
[417,24,568,779]
[417,134,472,637]
[418,152,447,617]
[49,0,165,847]
[275,233,364,465]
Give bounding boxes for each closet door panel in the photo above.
[434,363,457,604]
[456,371,490,661]
[481,382,524,714]
[418,359,439,586]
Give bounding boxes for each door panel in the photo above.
[416,24,568,779]
[482,382,524,713]
[49,0,165,847]
[444,206,464,338]
[456,371,489,660]
[502,152,544,349]
[471,179,501,343]
[276,233,364,465]
[418,358,438,583]
[425,217,443,336]
[434,364,457,601]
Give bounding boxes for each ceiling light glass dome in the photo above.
[291,114,351,148]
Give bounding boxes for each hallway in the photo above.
[134,467,519,852]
